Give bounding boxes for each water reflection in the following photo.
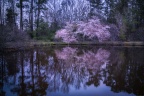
[0,46,144,96]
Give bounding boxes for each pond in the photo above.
[0,46,144,96]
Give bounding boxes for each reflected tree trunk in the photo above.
[30,50,35,95]
[20,51,25,96]
[14,53,17,85]
[0,53,4,95]
[36,49,40,76]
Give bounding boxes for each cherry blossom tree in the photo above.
[55,29,77,43]
[55,17,111,43]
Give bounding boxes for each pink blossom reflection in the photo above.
[55,47,77,60]
[55,47,110,69]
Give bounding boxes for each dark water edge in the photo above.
[0,45,144,96]
[3,41,144,49]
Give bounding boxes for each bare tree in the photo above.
[30,0,34,31]
[0,0,2,24]
[20,0,23,31]
[46,0,90,28]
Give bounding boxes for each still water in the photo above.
[0,46,144,96]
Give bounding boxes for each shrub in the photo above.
[55,17,111,43]
[33,21,55,41]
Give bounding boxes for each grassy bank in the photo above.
[3,41,144,49]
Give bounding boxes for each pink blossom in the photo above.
[55,29,77,43]
[55,17,111,42]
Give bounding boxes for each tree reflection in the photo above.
[0,46,144,95]
[0,52,5,96]
[55,47,110,89]
[102,47,144,95]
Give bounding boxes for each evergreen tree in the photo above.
[36,0,48,28]
[88,0,103,16]
[16,0,29,31]
[6,8,16,28]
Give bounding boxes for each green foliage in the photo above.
[16,0,29,8]
[117,15,127,40]
[119,33,126,41]
[36,0,47,4]
[88,0,103,10]
[31,20,55,41]
[6,8,17,27]
[88,0,104,16]
[35,21,49,36]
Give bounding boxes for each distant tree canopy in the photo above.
[0,0,144,43]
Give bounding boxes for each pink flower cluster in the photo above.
[55,17,111,43]
[55,29,77,43]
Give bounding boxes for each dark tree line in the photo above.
[0,0,144,44]
[0,0,49,42]
[89,0,144,40]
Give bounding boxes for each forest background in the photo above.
[0,0,144,45]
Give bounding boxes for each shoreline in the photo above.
[3,41,144,49]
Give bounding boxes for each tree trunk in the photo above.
[9,0,16,30]
[20,0,23,31]
[37,0,40,28]
[2,0,4,25]
[30,0,34,32]
[11,0,16,27]
[0,0,2,24]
